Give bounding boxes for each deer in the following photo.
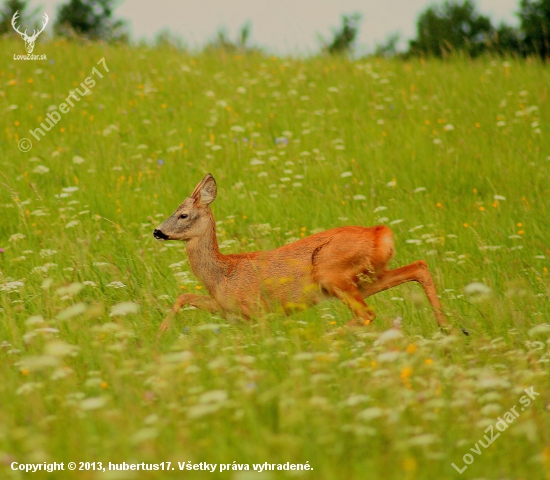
[12,11,49,54]
[154,174,454,335]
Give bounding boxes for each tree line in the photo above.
[0,0,126,42]
[408,0,550,59]
[1,0,549,59]
[329,0,550,59]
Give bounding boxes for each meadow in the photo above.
[0,37,549,479]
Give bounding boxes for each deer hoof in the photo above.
[156,322,169,337]
[346,317,373,327]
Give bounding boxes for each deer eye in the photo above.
[179,214,188,219]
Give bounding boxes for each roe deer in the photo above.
[154,174,450,334]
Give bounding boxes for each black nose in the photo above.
[153,229,168,240]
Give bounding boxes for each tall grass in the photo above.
[0,38,549,479]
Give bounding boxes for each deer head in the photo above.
[154,174,218,242]
[12,11,49,54]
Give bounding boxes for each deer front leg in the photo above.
[361,260,450,331]
[158,293,221,336]
[327,280,376,326]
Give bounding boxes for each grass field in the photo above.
[1,37,550,479]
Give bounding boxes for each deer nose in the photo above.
[153,229,168,240]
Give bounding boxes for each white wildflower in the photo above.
[57,303,87,321]
[17,355,60,371]
[80,396,108,410]
[464,282,491,295]
[9,233,25,242]
[357,407,384,420]
[44,340,79,357]
[32,263,57,274]
[25,315,45,326]
[31,209,47,216]
[199,390,228,404]
[109,302,140,317]
[161,351,193,363]
[376,329,404,343]
[0,281,24,292]
[16,382,44,395]
[377,351,401,362]
[528,324,550,337]
[55,283,84,296]
[33,165,49,174]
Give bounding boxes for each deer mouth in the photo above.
[153,229,169,240]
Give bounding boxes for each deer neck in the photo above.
[185,211,228,292]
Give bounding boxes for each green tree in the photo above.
[518,0,550,58]
[55,0,126,41]
[491,23,525,56]
[375,32,401,58]
[324,13,361,55]
[409,1,493,57]
[0,0,30,34]
[204,22,257,53]
[154,28,185,50]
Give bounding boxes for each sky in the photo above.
[28,0,521,54]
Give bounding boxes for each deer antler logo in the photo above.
[11,11,49,54]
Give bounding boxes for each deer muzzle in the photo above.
[153,229,169,240]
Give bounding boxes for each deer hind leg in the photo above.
[325,279,377,326]
[361,260,448,329]
[158,293,221,336]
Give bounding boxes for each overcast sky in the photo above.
[29,0,521,54]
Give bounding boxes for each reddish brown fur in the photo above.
[154,174,448,333]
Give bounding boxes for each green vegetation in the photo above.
[408,0,550,59]
[323,13,362,56]
[54,0,127,41]
[0,0,29,35]
[409,0,495,57]
[0,39,549,479]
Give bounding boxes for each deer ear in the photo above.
[192,174,217,206]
